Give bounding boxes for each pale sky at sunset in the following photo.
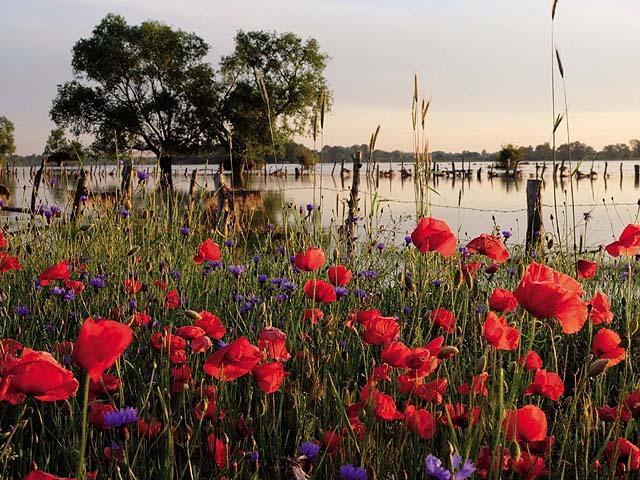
[2,0,639,155]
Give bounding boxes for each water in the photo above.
[2,161,639,247]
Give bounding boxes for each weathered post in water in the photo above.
[346,151,362,254]
[635,165,639,184]
[30,156,47,215]
[526,179,544,250]
[71,169,88,222]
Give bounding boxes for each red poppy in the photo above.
[577,259,597,279]
[429,308,456,334]
[150,330,188,352]
[191,335,213,353]
[327,265,352,286]
[0,348,79,404]
[294,246,326,271]
[164,290,180,309]
[39,261,70,286]
[258,326,291,361]
[524,369,564,401]
[24,472,77,480]
[489,288,518,313]
[372,363,392,382]
[0,252,21,272]
[476,446,512,479]
[360,384,404,421]
[411,217,457,257]
[123,278,142,294]
[88,374,120,400]
[89,401,116,430]
[597,405,631,423]
[64,280,85,294]
[405,347,438,377]
[203,336,261,381]
[625,390,640,419]
[512,453,548,479]
[361,316,400,345]
[467,233,509,264]
[193,238,221,264]
[405,404,437,440]
[304,308,324,324]
[207,434,230,468]
[606,224,640,257]
[416,378,448,404]
[589,291,613,325]
[482,312,520,350]
[503,405,548,443]
[0,232,6,249]
[603,438,640,472]
[323,430,342,455]
[514,262,587,334]
[519,350,544,371]
[73,318,133,381]
[592,328,626,366]
[382,341,411,368]
[131,312,151,327]
[137,417,162,438]
[251,362,285,394]
[195,311,225,339]
[442,403,480,427]
[303,279,336,303]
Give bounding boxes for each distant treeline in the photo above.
[7,140,640,167]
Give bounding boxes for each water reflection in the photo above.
[1,161,640,247]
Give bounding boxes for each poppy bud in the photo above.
[127,246,140,256]
[517,263,525,279]
[509,440,521,462]
[465,272,474,290]
[475,355,487,374]
[438,346,459,359]
[403,274,416,293]
[124,199,133,211]
[547,237,554,249]
[453,269,463,289]
[588,358,610,377]
[80,224,93,232]
[260,303,267,316]
[142,209,149,220]
[185,310,202,321]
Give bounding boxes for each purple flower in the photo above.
[180,227,190,236]
[90,276,105,289]
[621,270,629,281]
[583,211,592,222]
[252,255,261,264]
[376,242,385,251]
[404,235,412,245]
[119,206,131,218]
[228,265,247,277]
[63,290,76,302]
[50,286,64,296]
[354,288,367,299]
[339,464,367,480]
[15,306,29,317]
[359,270,378,280]
[103,407,138,428]
[432,279,441,288]
[403,306,412,315]
[459,246,470,257]
[128,300,137,313]
[425,455,450,480]
[249,451,259,463]
[170,270,182,280]
[299,442,320,462]
[306,203,314,212]
[137,170,149,182]
[335,286,349,298]
[502,230,512,240]
[452,454,476,480]
[224,239,235,248]
[276,293,288,302]
[258,274,268,284]
[267,223,275,231]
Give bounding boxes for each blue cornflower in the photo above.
[249,451,259,462]
[103,407,138,428]
[119,206,131,218]
[299,442,320,462]
[15,306,29,317]
[335,286,349,298]
[267,223,275,231]
[404,235,412,245]
[90,276,105,289]
[253,255,261,264]
[425,454,451,480]
[258,274,268,284]
[502,230,512,239]
[306,203,314,212]
[339,464,367,480]
[137,170,149,182]
[452,453,476,480]
[403,306,412,315]
[583,211,592,222]
[377,242,385,251]
[354,288,367,299]
[224,239,235,248]
[180,227,190,236]
[228,265,246,277]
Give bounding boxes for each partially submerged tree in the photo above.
[0,116,16,167]
[43,128,85,164]
[496,144,525,174]
[50,14,221,189]
[284,142,315,169]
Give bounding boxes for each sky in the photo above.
[1,0,639,155]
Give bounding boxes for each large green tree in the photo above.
[50,14,221,188]
[0,116,16,166]
[218,30,330,178]
[43,128,85,163]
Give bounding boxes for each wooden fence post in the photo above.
[526,179,543,249]
[71,169,88,222]
[30,156,47,215]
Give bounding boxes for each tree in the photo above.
[0,116,16,166]
[50,14,221,188]
[284,142,315,169]
[630,139,640,159]
[496,144,525,173]
[219,30,331,180]
[43,128,85,164]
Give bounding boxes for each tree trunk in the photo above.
[159,155,173,190]
[231,157,245,188]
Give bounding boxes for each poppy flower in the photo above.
[89,402,116,430]
[204,336,261,381]
[519,350,544,371]
[360,384,404,421]
[577,259,597,279]
[131,312,151,327]
[488,288,518,313]
[524,369,564,401]
[0,232,5,249]
[123,278,142,294]
[150,330,188,352]
[372,363,392,382]
[381,341,411,368]
[442,403,480,428]
[589,291,613,325]
[251,362,285,394]
[89,374,121,400]
[416,378,448,404]
[207,434,230,468]
[458,372,489,396]
[73,318,133,381]
[137,417,162,438]
[64,280,85,294]
[405,404,437,440]
[304,308,324,324]
[24,472,77,480]
[294,246,326,271]
[592,328,626,366]
[603,438,640,472]
[597,405,631,423]
[191,335,213,353]
[467,233,509,264]
[503,405,548,443]
[258,327,291,361]
[404,348,438,376]
[361,316,400,345]
[476,446,512,479]
[195,311,225,340]
[39,261,70,286]
[0,348,79,404]
[482,312,520,350]
[351,309,383,328]
[328,265,352,286]
[323,430,342,455]
[411,217,457,258]
[512,453,548,479]
[606,224,640,257]
[0,252,21,272]
[303,279,336,303]
[625,390,640,419]
[429,308,456,334]
[193,238,221,264]
[164,290,180,309]
[514,262,587,334]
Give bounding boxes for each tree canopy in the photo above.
[43,128,85,164]
[0,117,16,165]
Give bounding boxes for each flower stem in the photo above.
[76,372,90,480]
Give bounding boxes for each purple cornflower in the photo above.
[621,270,629,281]
[228,265,246,277]
[62,290,76,302]
[128,300,137,313]
[452,454,476,480]
[276,293,288,302]
[359,270,378,280]
[404,235,412,245]
[459,246,470,257]
[339,464,367,480]
[253,255,261,264]
[376,242,385,251]
[277,246,286,255]
[502,230,512,239]
[224,239,235,248]
[119,206,131,218]
[335,286,349,298]
[15,306,29,317]
[258,274,268,284]
[171,270,182,280]
[249,451,259,463]
[583,211,592,222]
[425,455,450,480]
[354,288,367,299]
[267,223,275,231]
[180,227,190,236]
[50,286,64,296]
[306,203,314,212]
[432,279,441,288]
[137,170,149,182]
[90,276,106,289]
[403,306,412,315]
[217,340,228,349]
[299,442,320,462]
[103,407,138,428]
[44,324,57,334]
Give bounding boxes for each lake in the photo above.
[1,160,639,248]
